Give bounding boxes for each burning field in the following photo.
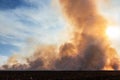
[0,0,120,70]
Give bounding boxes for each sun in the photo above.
[106,26,120,39]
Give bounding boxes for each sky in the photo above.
[0,0,69,65]
[0,0,120,66]
[98,0,120,55]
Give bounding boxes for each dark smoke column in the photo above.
[54,0,120,70]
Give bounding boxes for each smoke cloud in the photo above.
[1,0,120,70]
[54,0,120,70]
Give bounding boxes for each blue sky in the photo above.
[0,0,29,10]
[0,0,120,65]
[0,0,67,60]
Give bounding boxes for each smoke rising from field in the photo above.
[1,0,120,70]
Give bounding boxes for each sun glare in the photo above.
[106,26,120,39]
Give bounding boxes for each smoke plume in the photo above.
[54,0,120,70]
[1,0,120,70]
